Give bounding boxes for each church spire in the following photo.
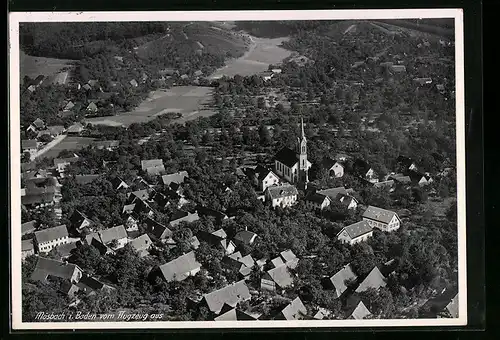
[301,116,305,140]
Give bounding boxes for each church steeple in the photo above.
[297,116,308,190]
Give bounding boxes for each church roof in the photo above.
[275,147,298,168]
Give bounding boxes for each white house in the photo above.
[304,192,331,210]
[362,206,401,232]
[264,184,299,208]
[246,165,280,192]
[337,221,373,245]
[321,158,344,178]
[34,224,70,253]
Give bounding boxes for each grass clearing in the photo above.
[20,50,75,80]
[85,86,214,127]
[40,136,96,159]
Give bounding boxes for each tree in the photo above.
[258,124,272,147]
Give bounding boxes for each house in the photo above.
[132,198,155,218]
[264,184,299,208]
[396,156,418,173]
[261,71,274,81]
[413,77,433,85]
[352,159,378,183]
[389,174,412,185]
[320,158,344,178]
[128,189,151,203]
[234,230,258,247]
[162,171,189,187]
[180,74,189,80]
[304,192,331,211]
[30,257,83,283]
[75,174,101,185]
[194,70,203,77]
[21,140,38,158]
[273,119,311,187]
[408,170,433,186]
[169,211,200,227]
[141,159,165,175]
[110,177,129,191]
[22,239,35,260]
[90,140,120,151]
[130,79,139,87]
[280,249,299,269]
[270,256,285,268]
[63,101,75,111]
[66,122,84,135]
[197,206,228,223]
[313,307,333,320]
[34,224,69,253]
[391,65,406,73]
[271,68,282,74]
[29,118,46,131]
[158,251,201,282]
[348,301,372,320]
[47,125,66,137]
[214,308,237,321]
[145,217,172,241]
[86,102,98,113]
[362,206,401,232]
[355,266,387,293]
[261,264,294,291]
[82,84,92,91]
[328,263,358,298]
[85,225,128,251]
[53,156,79,174]
[420,288,459,318]
[222,251,255,278]
[198,229,236,255]
[21,192,56,209]
[69,210,93,234]
[129,234,153,257]
[26,85,36,93]
[276,297,307,320]
[245,166,280,192]
[75,275,115,296]
[373,180,395,190]
[338,194,359,210]
[202,280,251,315]
[54,242,78,260]
[21,220,36,236]
[337,221,373,245]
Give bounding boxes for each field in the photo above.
[40,136,95,159]
[20,50,75,80]
[208,36,291,79]
[373,20,454,39]
[85,86,214,127]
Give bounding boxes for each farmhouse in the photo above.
[158,251,201,282]
[22,239,35,260]
[355,266,387,293]
[276,297,307,320]
[261,264,294,292]
[328,263,358,298]
[264,184,299,208]
[202,280,251,315]
[362,206,401,232]
[348,301,372,320]
[337,221,373,245]
[320,157,345,178]
[129,234,153,257]
[30,257,83,284]
[234,230,258,247]
[34,224,69,253]
[245,165,280,192]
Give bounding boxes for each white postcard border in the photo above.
[9,9,467,330]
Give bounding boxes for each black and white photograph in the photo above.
[9,9,466,329]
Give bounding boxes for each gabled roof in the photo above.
[129,79,139,86]
[353,159,372,176]
[162,171,189,186]
[234,230,257,245]
[305,192,329,205]
[321,157,343,170]
[271,257,285,268]
[252,165,278,183]
[146,165,165,176]
[141,159,164,171]
[21,192,55,206]
[169,211,200,227]
[212,229,227,239]
[274,147,298,167]
[122,203,136,214]
[70,210,92,227]
[54,157,79,166]
[47,125,65,135]
[87,102,98,111]
[75,174,100,185]
[203,280,251,314]
[280,297,307,320]
[349,301,371,319]
[130,189,150,201]
[63,101,75,111]
[266,264,294,288]
[362,206,400,225]
[22,239,35,252]
[355,266,387,293]
[21,220,36,235]
[67,122,84,133]
[76,275,105,292]
[30,257,81,282]
[317,187,348,200]
[446,294,459,318]
[32,118,45,128]
[330,264,357,297]
[159,251,201,282]
[55,242,78,257]
[338,221,373,240]
[35,225,68,244]
[110,177,128,190]
[145,217,172,239]
[266,184,298,200]
[214,308,237,321]
[129,233,152,253]
[89,225,128,245]
[239,254,255,268]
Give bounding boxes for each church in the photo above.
[274,118,312,189]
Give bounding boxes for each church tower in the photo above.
[297,117,309,189]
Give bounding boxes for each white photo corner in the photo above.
[9,9,466,330]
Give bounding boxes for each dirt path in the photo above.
[33,135,67,160]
